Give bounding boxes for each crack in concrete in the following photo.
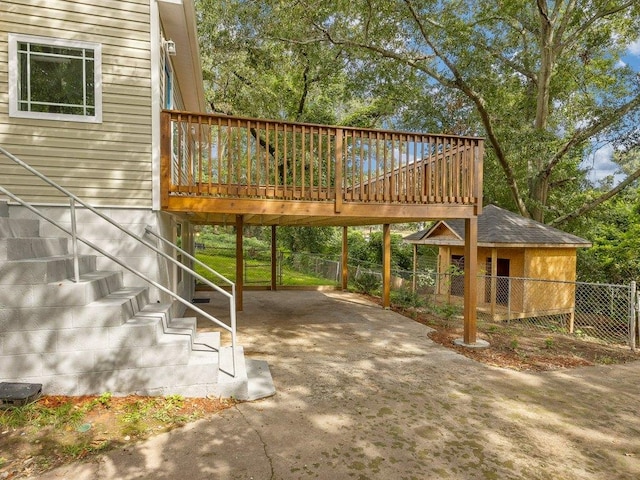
[235,404,275,479]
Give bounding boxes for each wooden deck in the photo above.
[160,110,484,226]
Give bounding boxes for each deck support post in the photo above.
[341,226,349,290]
[463,217,478,344]
[271,225,277,291]
[383,224,391,308]
[236,215,244,312]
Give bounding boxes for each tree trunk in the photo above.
[529,173,549,222]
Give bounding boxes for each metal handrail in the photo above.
[0,145,237,377]
[145,226,237,369]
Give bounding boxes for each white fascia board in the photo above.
[158,0,207,112]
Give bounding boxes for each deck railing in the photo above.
[161,110,483,210]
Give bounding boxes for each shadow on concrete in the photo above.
[32,290,640,480]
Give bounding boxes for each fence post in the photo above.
[630,281,637,352]
[507,277,512,323]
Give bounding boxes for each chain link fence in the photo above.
[195,246,638,348]
[346,263,637,348]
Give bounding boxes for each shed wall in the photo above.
[522,247,577,314]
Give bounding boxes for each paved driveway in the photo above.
[34,290,640,479]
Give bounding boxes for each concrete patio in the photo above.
[31,289,640,479]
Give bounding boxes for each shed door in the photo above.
[450,255,465,296]
[485,258,510,305]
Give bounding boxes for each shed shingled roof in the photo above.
[404,205,591,248]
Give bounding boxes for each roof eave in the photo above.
[158,0,207,112]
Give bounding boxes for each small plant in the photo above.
[434,302,462,321]
[390,288,425,308]
[509,338,519,350]
[353,272,381,294]
[0,403,36,428]
[37,402,84,429]
[84,392,113,413]
[97,392,112,407]
[596,355,615,365]
[544,338,555,349]
[153,395,186,423]
[120,400,152,436]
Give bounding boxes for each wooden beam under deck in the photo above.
[166,196,478,227]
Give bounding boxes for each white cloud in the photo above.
[628,37,640,56]
[582,144,621,184]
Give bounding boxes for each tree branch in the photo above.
[550,166,640,226]
[558,0,636,54]
[542,93,640,179]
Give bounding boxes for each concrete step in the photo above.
[0,237,68,260]
[0,270,122,308]
[0,324,256,398]
[0,217,40,238]
[0,338,194,385]
[245,359,276,401]
[192,331,221,354]
[0,254,96,285]
[73,360,221,397]
[209,345,249,400]
[70,287,149,328]
[0,287,148,334]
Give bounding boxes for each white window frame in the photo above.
[8,33,102,123]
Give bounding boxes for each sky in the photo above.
[584,38,640,184]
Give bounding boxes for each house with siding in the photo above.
[0,0,243,397]
[0,0,486,397]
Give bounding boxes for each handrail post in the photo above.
[69,198,80,283]
[230,283,237,376]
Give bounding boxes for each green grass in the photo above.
[195,253,334,287]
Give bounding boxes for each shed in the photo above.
[405,205,591,321]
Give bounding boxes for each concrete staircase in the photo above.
[0,202,264,399]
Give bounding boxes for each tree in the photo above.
[262,0,640,223]
[574,188,640,283]
[278,226,338,254]
[195,0,397,126]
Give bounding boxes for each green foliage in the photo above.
[353,272,381,294]
[433,302,462,321]
[337,229,414,272]
[0,400,84,430]
[199,0,640,225]
[390,288,425,308]
[574,189,640,283]
[278,226,338,254]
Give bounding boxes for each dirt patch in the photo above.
[394,305,639,371]
[0,394,234,479]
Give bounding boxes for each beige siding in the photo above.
[0,0,153,206]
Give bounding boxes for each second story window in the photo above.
[9,34,102,123]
